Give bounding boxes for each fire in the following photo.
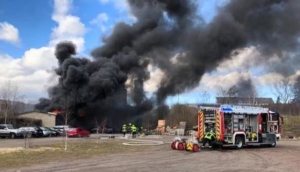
[48,110,65,115]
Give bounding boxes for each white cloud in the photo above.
[0,22,20,45]
[52,16,86,38]
[112,0,129,11]
[0,0,87,103]
[21,47,56,71]
[99,0,129,11]
[90,13,109,32]
[98,0,136,23]
[0,54,24,78]
[51,0,86,52]
[52,0,72,21]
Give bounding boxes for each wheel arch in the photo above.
[233,132,246,145]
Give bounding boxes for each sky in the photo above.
[0,0,284,105]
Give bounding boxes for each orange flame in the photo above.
[48,110,65,115]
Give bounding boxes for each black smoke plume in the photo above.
[227,77,257,98]
[35,41,152,128]
[36,0,300,128]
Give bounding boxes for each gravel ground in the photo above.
[3,137,300,172]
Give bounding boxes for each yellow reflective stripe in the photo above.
[186,142,193,150]
[199,111,204,139]
[215,111,221,140]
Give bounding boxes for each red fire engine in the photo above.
[197,104,283,149]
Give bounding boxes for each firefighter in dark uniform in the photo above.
[201,129,216,148]
[122,124,127,137]
[127,123,132,134]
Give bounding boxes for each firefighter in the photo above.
[251,132,257,141]
[201,129,215,148]
[128,123,132,133]
[131,124,137,138]
[122,124,127,137]
[140,126,144,134]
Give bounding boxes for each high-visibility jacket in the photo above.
[204,131,215,140]
[251,132,257,139]
[122,125,127,132]
[131,126,137,132]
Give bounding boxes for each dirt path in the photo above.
[3,139,300,172]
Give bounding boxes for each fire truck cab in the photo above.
[197,104,282,149]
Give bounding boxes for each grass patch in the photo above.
[0,140,146,169]
[282,115,300,137]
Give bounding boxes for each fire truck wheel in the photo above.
[178,142,184,150]
[235,136,244,149]
[171,142,176,150]
[193,144,199,152]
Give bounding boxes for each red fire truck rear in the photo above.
[197,104,283,149]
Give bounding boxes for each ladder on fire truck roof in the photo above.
[220,104,269,114]
[198,104,276,115]
[198,104,220,110]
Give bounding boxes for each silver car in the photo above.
[0,124,25,138]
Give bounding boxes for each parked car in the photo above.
[18,127,43,138]
[44,127,60,136]
[37,127,55,137]
[104,125,116,133]
[0,124,25,138]
[90,125,116,133]
[90,127,101,133]
[51,127,64,136]
[53,125,69,136]
[67,127,90,137]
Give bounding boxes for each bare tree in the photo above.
[142,112,155,131]
[60,95,72,151]
[165,104,198,130]
[272,78,294,104]
[64,109,69,151]
[94,117,102,143]
[217,86,236,97]
[198,91,211,104]
[216,86,238,104]
[23,127,33,149]
[100,117,107,134]
[0,80,25,124]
